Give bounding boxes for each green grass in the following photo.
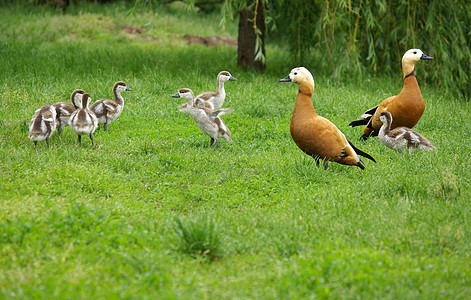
[1,2,471,299]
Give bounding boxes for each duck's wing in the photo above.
[196,92,217,102]
[404,130,422,144]
[314,117,359,159]
[349,105,378,127]
[55,103,75,118]
[42,110,55,123]
[388,127,407,139]
[210,108,234,118]
[102,100,118,114]
[194,98,214,110]
[91,99,118,116]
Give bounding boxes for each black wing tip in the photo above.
[347,138,376,163]
[349,119,369,127]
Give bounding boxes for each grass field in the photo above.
[1,2,470,299]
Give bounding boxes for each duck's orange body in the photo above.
[349,49,433,140]
[281,67,375,169]
[365,75,425,137]
[291,91,360,166]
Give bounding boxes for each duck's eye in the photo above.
[413,51,417,54]
[294,72,298,75]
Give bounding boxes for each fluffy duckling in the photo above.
[172,88,233,148]
[377,111,435,153]
[69,93,98,146]
[89,81,132,131]
[53,89,84,135]
[195,71,237,110]
[280,67,375,170]
[349,49,434,140]
[28,104,57,148]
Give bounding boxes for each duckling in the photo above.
[172,88,232,148]
[195,71,237,110]
[349,49,434,140]
[280,67,376,170]
[69,93,98,146]
[53,89,84,135]
[377,111,435,153]
[89,81,132,131]
[28,104,57,148]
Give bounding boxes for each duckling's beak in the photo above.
[279,76,291,82]
[420,53,434,60]
[171,93,181,98]
[376,118,381,121]
[126,87,133,91]
[229,76,237,81]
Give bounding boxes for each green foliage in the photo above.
[170,215,224,260]
[270,0,471,99]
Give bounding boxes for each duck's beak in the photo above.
[126,87,133,91]
[279,76,291,82]
[229,76,237,81]
[420,53,434,60]
[171,93,180,98]
[376,118,380,121]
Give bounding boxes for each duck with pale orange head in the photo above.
[349,49,434,140]
[280,67,376,170]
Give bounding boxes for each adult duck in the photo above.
[280,67,375,170]
[349,49,434,140]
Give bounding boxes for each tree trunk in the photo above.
[237,0,266,70]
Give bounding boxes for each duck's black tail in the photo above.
[349,119,370,127]
[348,139,376,163]
[349,105,378,127]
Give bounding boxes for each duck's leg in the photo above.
[57,127,62,137]
[361,127,374,141]
[213,138,220,149]
[210,137,215,147]
[78,135,82,147]
[89,133,95,146]
[323,160,329,170]
[46,137,50,148]
[34,141,38,148]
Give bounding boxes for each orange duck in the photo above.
[349,49,434,140]
[280,67,375,170]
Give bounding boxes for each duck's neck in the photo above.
[379,119,391,136]
[400,73,421,96]
[187,97,195,106]
[216,79,226,97]
[402,60,417,79]
[292,84,317,120]
[114,89,124,106]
